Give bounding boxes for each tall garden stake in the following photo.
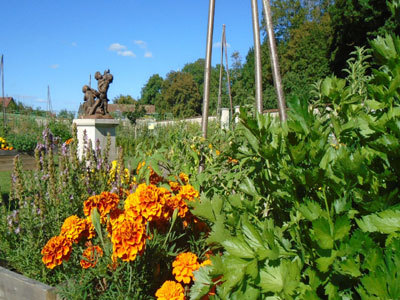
[1,55,6,129]
[217,25,225,120]
[262,0,287,121]
[251,0,263,114]
[201,0,216,139]
[200,0,216,173]
[223,27,233,119]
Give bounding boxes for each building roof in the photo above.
[108,104,155,114]
[0,97,15,108]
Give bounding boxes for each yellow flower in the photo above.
[155,281,185,300]
[172,252,200,284]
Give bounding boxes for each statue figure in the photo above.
[80,69,113,118]
[81,85,99,115]
[89,70,113,115]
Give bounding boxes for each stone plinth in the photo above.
[220,108,230,130]
[73,118,119,161]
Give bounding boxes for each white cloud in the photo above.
[134,40,147,48]
[50,64,59,69]
[144,51,153,58]
[213,41,231,48]
[109,43,127,51]
[36,98,47,103]
[117,50,136,57]
[71,42,77,47]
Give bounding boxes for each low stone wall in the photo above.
[0,266,60,300]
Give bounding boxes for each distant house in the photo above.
[108,104,155,115]
[0,97,16,110]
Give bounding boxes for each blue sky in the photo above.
[1,0,261,113]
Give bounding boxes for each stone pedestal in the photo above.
[220,108,230,130]
[73,118,119,161]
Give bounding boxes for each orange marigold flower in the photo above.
[83,192,120,222]
[172,252,200,284]
[80,245,103,269]
[169,181,181,193]
[179,173,189,184]
[155,281,185,300]
[166,195,188,218]
[41,235,73,269]
[200,259,212,267]
[178,184,199,202]
[136,161,163,185]
[83,217,96,239]
[65,138,73,145]
[124,184,164,222]
[111,212,147,262]
[60,215,86,243]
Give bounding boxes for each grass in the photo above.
[0,171,12,204]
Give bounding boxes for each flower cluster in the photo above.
[0,137,13,150]
[41,163,201,273]
[155,252,212,300]
[41,214,96,269]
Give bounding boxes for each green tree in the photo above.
[158,71,202,118]
[112,94,136,104]
[126,102,146,126]
[329,0,400,74]
[57,109,75,120]
[140,74,163,105]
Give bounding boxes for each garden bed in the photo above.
[0,266,60,300]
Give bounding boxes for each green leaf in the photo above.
[91,208,104,248]
[239,177,258,197]
[316,251,336,273]
[357,209,400,234]
[312,218,334,249]
[259,259,300,296]
[334,215,351,241]
[299,200,322,221]
[221,237,255,259]
[191,194,215,222]
[241,217,264,251]
[190,265,213,300]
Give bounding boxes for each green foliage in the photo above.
[125,102,146,126]
[140,74,164,105]
[329,0,400,74]
[189,35,400,299]
[157,71,202,118]
[48,119,72,142]
[112,94,136,104]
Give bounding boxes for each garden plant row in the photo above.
[0,35,399,299]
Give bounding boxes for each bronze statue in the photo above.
[80,69,113,118]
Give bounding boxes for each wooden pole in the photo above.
[201,0,216,139]
[1,55,5,128]
[223,28,233,119]
[262,0,287,121]
[251,0,263,114]
[217,25,225,119]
